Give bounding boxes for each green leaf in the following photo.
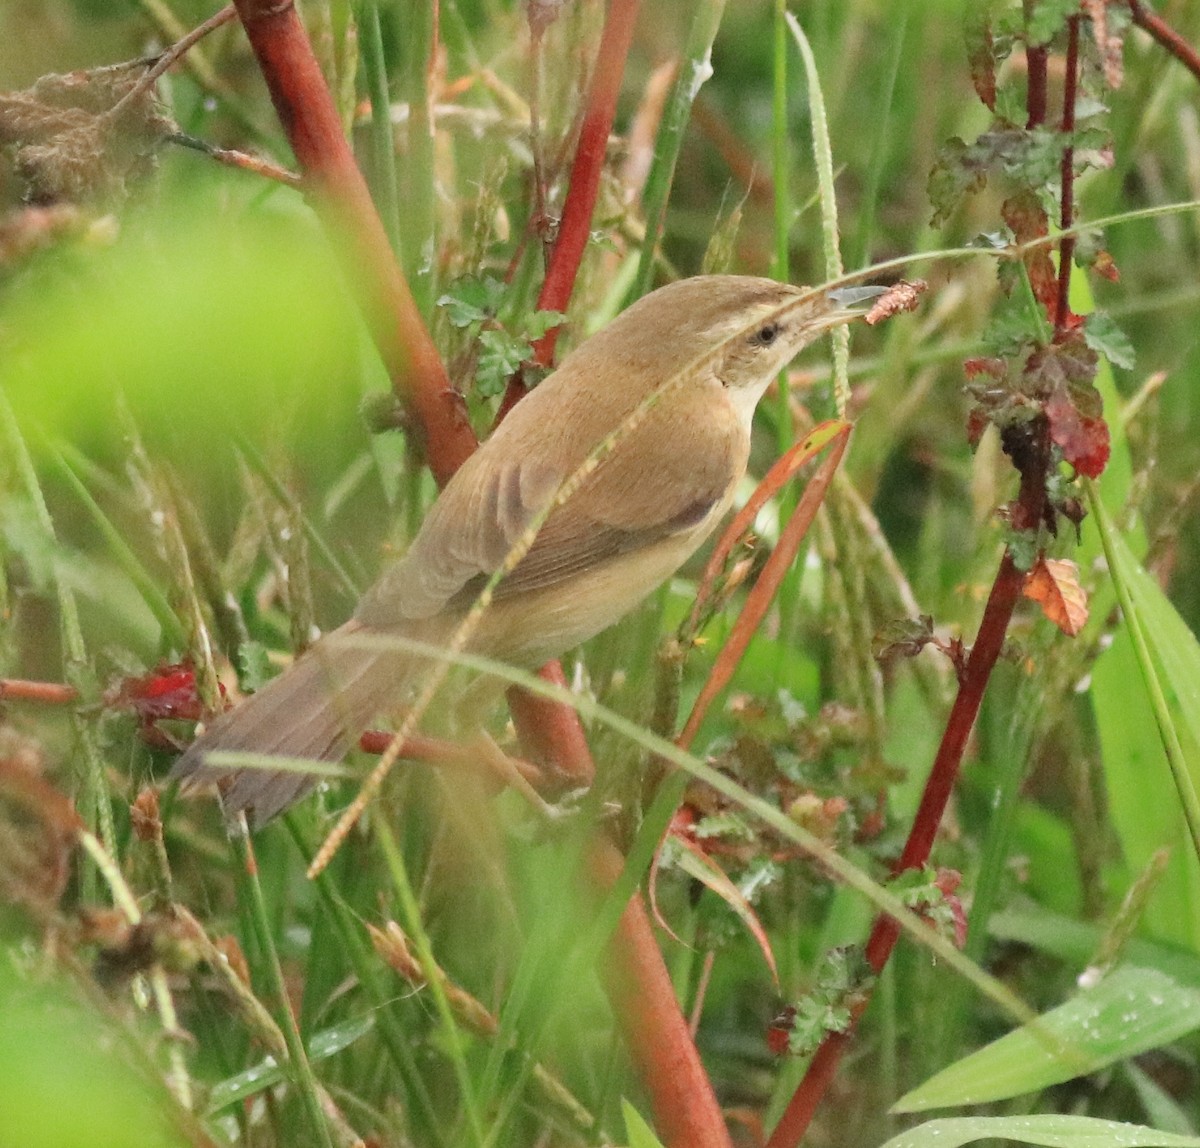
[1027,0,1078,46]
[476,329,530,397]
[893,965,1200,1112]
[1089,485,1200,939]
[524,309,566,340]
[623,1099,667,1148]
[237,640,275,693]
[989,902,1200,987]
[1066,240,1198,946]
[204,1014,374,1114]
[1083,313,1136,371]
[878,1115,1200,1148]
[436,274,507,328]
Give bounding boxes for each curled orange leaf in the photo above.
[1023,556,1089,636]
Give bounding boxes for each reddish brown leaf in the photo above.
[669,832,779,984]
[1023,556,1089,636]
[966,11,997,111]
[1002,191,1057,311]
[1092,250,1120,282]
[1045,383,1110,477]
[964,357,1006,380]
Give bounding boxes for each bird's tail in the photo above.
[169,621,416,827]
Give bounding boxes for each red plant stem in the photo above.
[507,665,595,785]
[233,6,725,1142]
[0,678,80,704]
[1129,0,1200,84]
[533,0,640,354]
[231,0,475,485]
[1025,41,1048,129]
[767,21,1072,1142]
[494,0,645,779]
[766,427,1051,1148]
[493,0,641,418]
[500,5,731,1140]
[504,4,729,1137]
[1054,17,1081,336]
[590,837,735,1148]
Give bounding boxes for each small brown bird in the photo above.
[170,275,878,825]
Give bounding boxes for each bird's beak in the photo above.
[826,285,890,310]
[790,284,890,337]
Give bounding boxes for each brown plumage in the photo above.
[170,276,877,826]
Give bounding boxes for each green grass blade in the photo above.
[204,1013,375,1114]
[879,1115,1200,1148]
[232,828,336,1148]
[1088,482,1200,874]
[624,1099,668,1148]
[50,445,186,650]
[358,1,403,255]
[893,965,1200,1112]
[0,391,115,868]
[631,0,728,302]
[786,12,850,416]
[375,817,486,1148]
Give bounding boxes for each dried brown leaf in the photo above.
[1023,556,1089,636]
[865,279,927,325]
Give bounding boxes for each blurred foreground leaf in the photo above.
[0,969,185,1148]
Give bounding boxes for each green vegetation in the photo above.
[1,3,1199,1147]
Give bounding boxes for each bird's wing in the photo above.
[355,389,743,627]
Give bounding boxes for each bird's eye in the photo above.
[752,323,780,346]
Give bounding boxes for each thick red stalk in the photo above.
[507,665,595,785]
[590,837,735,1148]
[501,5,731,1141]
[231,0,475,485]
[1025,42,1048,129]
[231,5,728,1142]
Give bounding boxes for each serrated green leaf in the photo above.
[524,309,566,340]
[1027,0,1077,46]
[436,275,507,328]
[476,329,530,397]
[1084,312,1135,371]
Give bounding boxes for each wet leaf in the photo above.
[894,965,1200,1111]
